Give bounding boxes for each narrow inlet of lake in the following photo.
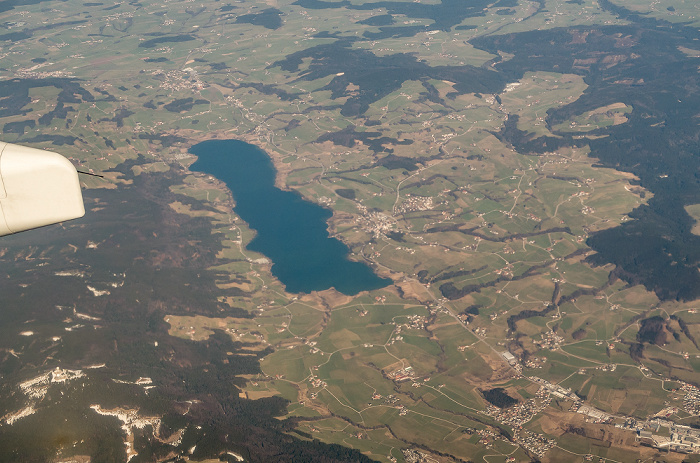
[189,139,392,295]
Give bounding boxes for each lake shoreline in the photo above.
[188,139,392,295]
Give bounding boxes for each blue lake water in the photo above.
[189,139,392,295]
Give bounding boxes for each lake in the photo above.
[189,139,392,295]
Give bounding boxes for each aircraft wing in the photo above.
[0,142,85,236]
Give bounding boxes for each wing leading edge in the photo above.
[0,142,85,236]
